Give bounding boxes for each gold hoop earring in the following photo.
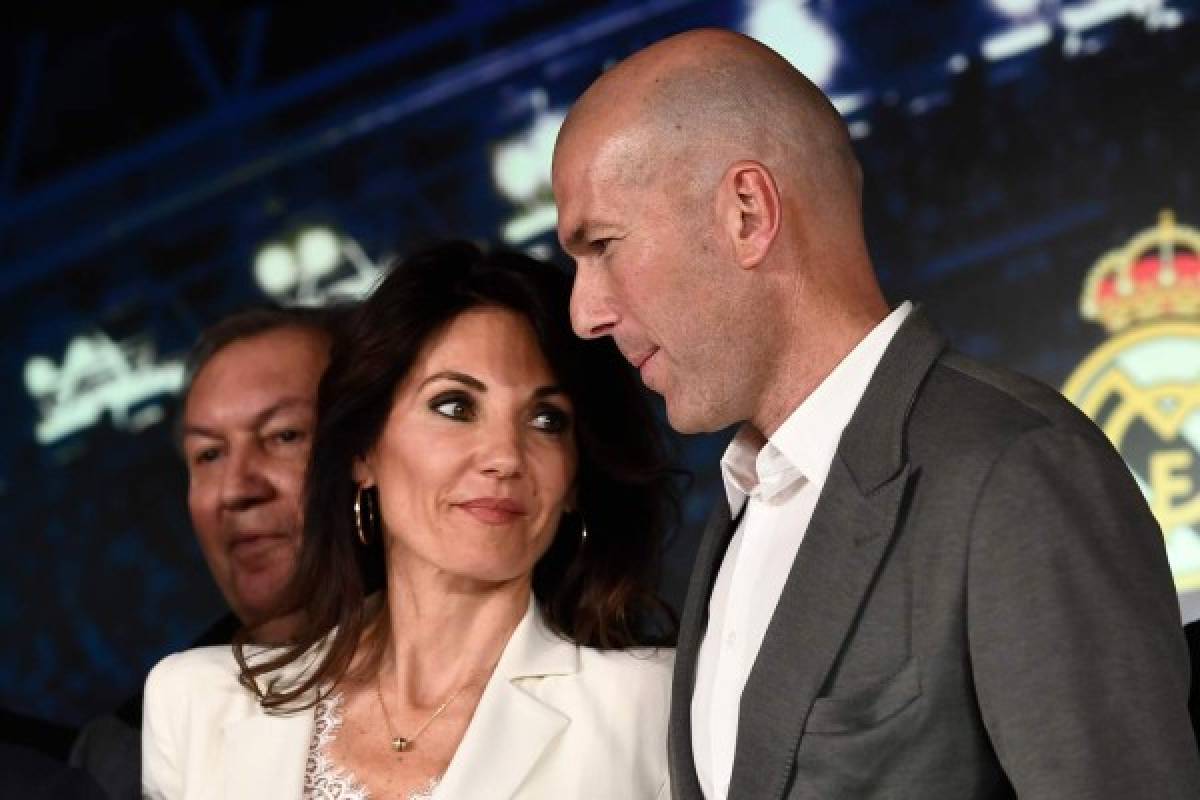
[354,484,375,546]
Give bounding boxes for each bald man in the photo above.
[554,28,1200,800]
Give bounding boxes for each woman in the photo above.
[143,241,678,799]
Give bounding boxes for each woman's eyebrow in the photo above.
[419,370,486,391]
[418,373,567,400]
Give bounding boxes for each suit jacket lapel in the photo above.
[669,499,743,800]
[727,458,912,798]
[725,309,946,799]
[435,600,574,798]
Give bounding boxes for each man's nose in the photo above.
[219,446,273,510]
[569,267,618,339]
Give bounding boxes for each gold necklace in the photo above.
[375,673,472,754]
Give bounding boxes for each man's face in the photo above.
[181,327,327,629]
[553,127,741,433]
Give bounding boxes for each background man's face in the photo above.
[181,327,327,628]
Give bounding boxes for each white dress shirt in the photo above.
[691,302,913,799]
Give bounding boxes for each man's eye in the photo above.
[193,447,221,466]
[272,429,304,444]
[431,393,473,420]
[589,238,613,255]
[531,406,571,434]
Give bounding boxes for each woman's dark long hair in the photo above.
[236,240,678,710]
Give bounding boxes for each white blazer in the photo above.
[142,602,672,799]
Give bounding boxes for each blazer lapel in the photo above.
[435,601,574,798]
[669,499,743,800]
[222,708,313,799]
[727,458,911,798]
[725,309,946,799]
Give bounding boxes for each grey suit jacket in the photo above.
[669,311,1200,799]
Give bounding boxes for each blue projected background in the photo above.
[2,0,1198,732]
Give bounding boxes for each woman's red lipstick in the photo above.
[456,497,527,525]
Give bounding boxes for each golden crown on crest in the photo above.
[1080,210,1200,333]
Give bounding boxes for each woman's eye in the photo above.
[431,394,473,420]
[532,406,571,434]
[273,429,303,444]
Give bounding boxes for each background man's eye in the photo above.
[193,448,221,465]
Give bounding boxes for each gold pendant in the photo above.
[391,737,411,752]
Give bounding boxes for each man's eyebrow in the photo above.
[250,397,313,426]
[563,220,622,254]
[419,371,487,392]
[534,386,568,399]
[181,424,222,441]
[182,397,313,440]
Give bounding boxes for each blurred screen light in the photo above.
[254,243,300,294]
[494,104,565,244]
[24,335,184,445]
[742,0,839,88]
[1060,0,1138,31]
[24,356,59,396]
[990,0,1044,15]
[255,227,383,305]
[295,227,341,278]
[946,53,970,74]
[1145,3,1184,29]
[503,205,559,244]
[982,20,1055,60]
[492,109,564,206]
[831,91,872,116]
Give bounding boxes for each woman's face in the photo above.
[357,305,578,587]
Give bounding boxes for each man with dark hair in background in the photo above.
[174,307,336,646]
[70,306,340,799]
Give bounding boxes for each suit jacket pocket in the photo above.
[804,658,921,735]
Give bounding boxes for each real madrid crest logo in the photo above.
[1063,210,1200,591]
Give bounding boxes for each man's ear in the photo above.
[717,160,781,269]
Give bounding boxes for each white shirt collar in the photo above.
[720,302,914,513]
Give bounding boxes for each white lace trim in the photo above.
[303,692,371,800]
[302,692,441,800]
